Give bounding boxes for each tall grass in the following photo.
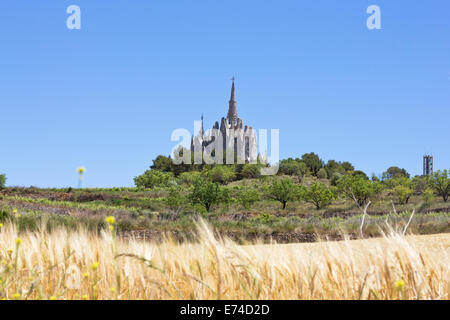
[0,220,448,300]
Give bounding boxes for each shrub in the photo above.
[422,188,435,206]
[134,170,175,188]
[317,168,328,179]
[330,172,343,186]
[254,212,276,225]
[240,164,262,179]
[179,171,202,185]
[165,186,187,212]
[207,165,236,185]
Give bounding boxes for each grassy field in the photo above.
[0,185,449,243]
[0,220,448,300]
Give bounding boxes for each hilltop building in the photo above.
[191,79,259,163]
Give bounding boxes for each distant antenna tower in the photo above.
[423,155,434,176]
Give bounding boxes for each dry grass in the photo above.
[0,220,448,300]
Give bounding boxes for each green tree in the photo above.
[430,170,450,202]
[341,161,355,173]
[324,160,347,178]
[393,184,414,204]
[237,187,261,210]
[301,153,324,176]
[337,175,382,207]
[279,159,308,177]
[150,155,174,172]
[134,170,175,188]
[352,170,369,180]
[382,166,410,180]
[0,174,6,189]
[265,178,299,210]
[412,175,430,195]
[189,179,229,212]
[301,182,335,210]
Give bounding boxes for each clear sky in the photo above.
[0,1,449,188]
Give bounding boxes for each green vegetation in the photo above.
[0,174,6,189]
[301,182,335,210]
[0,153,448,243]
[188,179,229,212]
[430,170,450,202]
[264,178,300,210]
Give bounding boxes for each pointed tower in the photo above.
[227,78,238,126]
[200,114,205,137]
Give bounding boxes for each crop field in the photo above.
[0,219,448,300]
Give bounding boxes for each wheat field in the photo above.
[0,220,448,300]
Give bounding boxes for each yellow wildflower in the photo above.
[395,279,405,290]
[77,167,86,174]
[105,216,116,225]
[15,238,22,245]
[12,293,21,300]
[90,262,99,271]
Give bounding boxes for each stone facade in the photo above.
[191,80,258,163]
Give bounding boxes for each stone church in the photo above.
[190,79,259,164]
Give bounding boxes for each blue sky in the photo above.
[0,1,449,188]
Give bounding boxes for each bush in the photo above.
[422,188,435,206]
[330,172,343,186]
[240,164,262,179]
[165,186,187,212]
[265,178,299,210]
[179,171,202,185]
[301,182,335,210]
[207,165,236,184]
[134,170,175,188]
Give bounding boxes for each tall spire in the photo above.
[200,114,204,137]
[227,77,238,125]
